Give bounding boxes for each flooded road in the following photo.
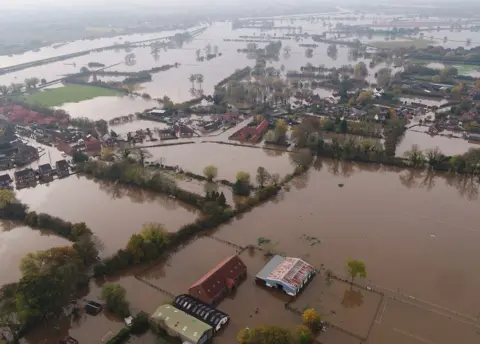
[0,224,71,286]
[16,176,199,255]
[212,159,480,316]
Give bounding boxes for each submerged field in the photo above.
[15,84,122,106]
[369,39,436,49]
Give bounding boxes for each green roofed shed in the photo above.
[150,304,213,344]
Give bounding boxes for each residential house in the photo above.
[55,160,70,178]
[188,255,247,305]
[173,294,229,333]
[150,304,213,344]
[38,163,54,180]
[158,128,176,140]
[84,137,101,152]
[14,168,35,185]
[0,173,12,189]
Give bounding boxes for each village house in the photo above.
[0,173,12,189]
[55,159,70,178]
[158,128,176,140]
[150,304,213,344]
[14,168,36,185]
[38,163,54,180]
[188,255,247,305]
[229,119,269,142]
[84,136,101,152]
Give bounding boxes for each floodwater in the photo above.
[21,275,167,344]
[212,159,480,317]
[58,96,158,121]
[16,175,199,255]
[0,27,191,67]
[0,224,71,286]
[148,142,296,182]
[397,129,479,156]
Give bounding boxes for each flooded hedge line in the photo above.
[93,184,281,277]
[76,160,206,210]
[0,200,92,242]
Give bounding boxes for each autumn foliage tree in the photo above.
[203,165,218,181]
[302,308,322,330]
[237,325,293,344]
[294,325,314,344]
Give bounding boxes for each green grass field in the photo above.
[16,84,122,107]
[369,39,436,49]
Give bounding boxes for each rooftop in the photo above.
[174,294,228,328]
[256,255,314,291]
[150,304,212,343]
[189,255,246,300]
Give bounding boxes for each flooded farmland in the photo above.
[16,176,200,255]
[211,159,480,317]
[0,224,71,285]
[57,96,158,121]
[397,129,480,156]
[148,142,296,182]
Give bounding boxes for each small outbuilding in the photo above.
[173,294,229,332]
[256,255,315,296]
[150,304,213,344]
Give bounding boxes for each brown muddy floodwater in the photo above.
[148,142,296,183]
[16,175,199,255]
[0,224,71,286]
[397,130,480,157]
[212,159,480,317]
[57,96,158,121]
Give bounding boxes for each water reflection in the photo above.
[341,288,364,309]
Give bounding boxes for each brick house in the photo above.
[55,159,70,177]
[188,255,247,305]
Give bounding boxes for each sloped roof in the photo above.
[39,163,53,173]
[256,255,314,291]
[0,174,12,183]
[189,255,246,300]
[150,304,211,344]
[56,159,69,169]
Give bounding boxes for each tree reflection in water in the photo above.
[341,288,364,309]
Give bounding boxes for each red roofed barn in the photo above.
[188,255,247,305]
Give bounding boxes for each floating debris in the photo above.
[257,237,271,246]
[338,183,344,188]
[300,234,321,246]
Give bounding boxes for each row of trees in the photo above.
[0,77,47,95]
[0,190,99,339]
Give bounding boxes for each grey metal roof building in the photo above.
[256,255,315,296]
[173,294,229,332]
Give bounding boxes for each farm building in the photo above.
[150,304,213,344]
[189,255,247,305]
[256,255,315,296]
[173,294,229,332]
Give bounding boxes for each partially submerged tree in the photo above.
[256,166,271,188]
[346,259,367,283]
[100,283,130,317]
[203,165,218,181]
[302,308,322,330]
